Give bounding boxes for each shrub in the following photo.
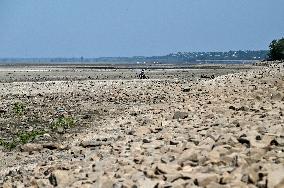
[17,130,45,144]
[268,38,284,61]
[0,130,45,150]
[0,138,17,150]
[51,116,75,130]
[13,102,25,115]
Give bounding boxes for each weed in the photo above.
[13,102,25,115]
[51,116,75,130]
[0,139,17,150]
[17,130,45,144]
[0,130,45,150]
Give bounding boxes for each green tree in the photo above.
[268,38,284,60]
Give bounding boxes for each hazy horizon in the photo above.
[0,0,283,58]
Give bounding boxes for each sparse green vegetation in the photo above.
[17,130,45,144]
[51,116,75,130]
[0,130,45,150]
[0,139,17,150]
[1,103,78,151]
[13,102,25,115]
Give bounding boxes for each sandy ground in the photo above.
[0,63,284,188]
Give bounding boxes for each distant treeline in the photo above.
[0,50,268,64]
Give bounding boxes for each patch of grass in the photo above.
[51,116,75,130]
[17,130,46,144]
[0,139,17,150]
[13,102,25,115]
[0,130,45,150]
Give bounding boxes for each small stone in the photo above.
[178,149,199,165]
[220,172,234,184]
[43,133,52,139]
[49,170,72,187]
[56,127,65,134]
[194,173,219,187]
[21,143,43,152]
[238,106,249,111]
[137,178,159,188]
[171,178,187,187]
[43,143,67,150]
[155,163,181,174]
[142,138,151,143]
[237,137,250,148]
[2,182,13,188]
[80,140,110,148]
[267,167,284,188]
[173,111,188,119]
[36,179,53,188]
[135,127,151,136]
[93,176,114,188]
[182,85,191,92]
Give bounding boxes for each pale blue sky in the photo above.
[0,0,283,57]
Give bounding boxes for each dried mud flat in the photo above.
[0,63,284,188]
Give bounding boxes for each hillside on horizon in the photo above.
[0,50,268,64]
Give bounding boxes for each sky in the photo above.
[0,0,284,58]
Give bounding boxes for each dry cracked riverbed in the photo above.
[0,63,284,188]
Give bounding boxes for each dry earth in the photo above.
[0,63,284,188]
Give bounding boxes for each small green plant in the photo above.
[0,139,17,150]
[0,130,45,150]
[13,102,25,115]
[51,116,75,130]
[17,130,45,144]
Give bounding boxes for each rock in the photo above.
[93,176,114,188]
[249,134,277,148]
[56,126,65,134]
[80,140,111,148]
[194,173,219,187]
[0,108,7,114]
[137,178,159,188]
[207,150,221,164]
[237,137,250,148]
[43,133,52,139]
[164,173,184,182]
[178,149,199,165]
[237,106,249,111]
[229,106,249,111]
[142,140,163,150]
[271,92,283,100]
[274,137,284,147]
[267,167,284,188]
[142,138,151,143]
[173,111,188,119]
[247,169,258,184]
[230,180,251,188]
[171,178,188,188]
[182,85,191,92]
[199,137,215,150]
[49,170,72,187]
[135,127,151,136]
[21,143,43,152]
[155,163,181,174]
[206,182,228,188]
[43,143,67,150]
[257,179,268,188]
[220,172,234,184]
[36,179,53,188]
[2,182,13,188]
